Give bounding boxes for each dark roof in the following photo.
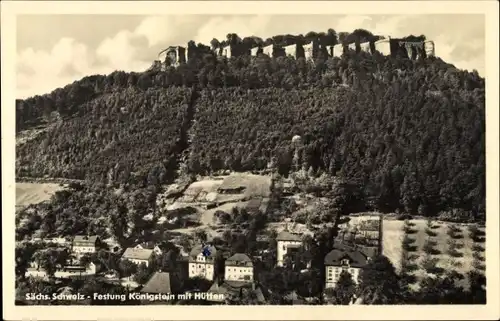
[140,272,171,294]
[158,46,184,57]
[276,230,302,242]
[189,244,217,259]
[73,235,98,246]
[136,241,156,250]
[324,243,369,268]
[245,198,262,211]
[225,253,253,267]
[207,281,265,302]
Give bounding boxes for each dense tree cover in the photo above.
[15,183,160,247]
[188,55,484,218]
[16,29,484,223]
[17,87,194,185]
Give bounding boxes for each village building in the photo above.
[134,241,163,256]
[331,43,344,57]
[206,280,266,304]
[140,271,174,304]
[374,37,392,56]
[25,262,97,279]
[303,41,320,61]
[121,247,154,267]
[72,235,100,256]
[324,242,373,289]
[158,46,187,69]
[357,217,381,239]
[188,244,217,280]
[360,42,372,53]
[424,40,435,57]
[224,253,254,282]
[250,46,260,56]
[244,197,269,215]
[216,45,233,58]
[251,44,284,58]
[276,230,303,267]
[283,43,303,59]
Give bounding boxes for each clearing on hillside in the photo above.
[158,173,273,238]
[16,182,66,208]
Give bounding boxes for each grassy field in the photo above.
[381,217,485,289]
[157,173,273,239]
[16,182,66,208]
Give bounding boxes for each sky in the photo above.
[16,14,485,99]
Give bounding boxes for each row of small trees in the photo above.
[399,218,486,303]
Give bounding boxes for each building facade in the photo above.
[424,40,435,57]
[276,230,303,267]
[188,244,217,280]
[121,247,154,267]
[224,253,254,282]
[72,235,99,256]
[158,46,187,69]
[283,44,300,59]
[250,46,260,56]
[360,42,372,53]
[303,41,320,61]
[374,38,392,56]
[324,243,371,289]
[332,44,344,57]
[135,242,163,256]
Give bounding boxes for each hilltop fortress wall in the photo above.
[153,36,436,71]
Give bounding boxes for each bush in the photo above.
[423,239,440,255]
[447,248,463,258]
[425,228,438,237]
[447,226,463,239]
[421,256,444,274]
[472,252,484,262]
[403,226,418,235]
[472,259,486,271]
[447,239,464,250]
[472,243,485,252]
[403,219,416,227]
[449,259,462,269]
[437,209,475,223]
[421,256,439,270]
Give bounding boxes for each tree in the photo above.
[330,271,356,304]
[119,259,137,278]
[194,229,208,244]
[15,244,36,277]
[33,248,66,278]
[210,38,220,50]
[134,262,151,285]
[358,255,402,304]
[79,254,92,269]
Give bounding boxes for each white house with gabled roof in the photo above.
[276,229,303,267]
[224,253,254,282]
[188,244,217,281]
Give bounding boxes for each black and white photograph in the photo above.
[2,1,499,320]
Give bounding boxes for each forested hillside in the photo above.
[15,33,486,221]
